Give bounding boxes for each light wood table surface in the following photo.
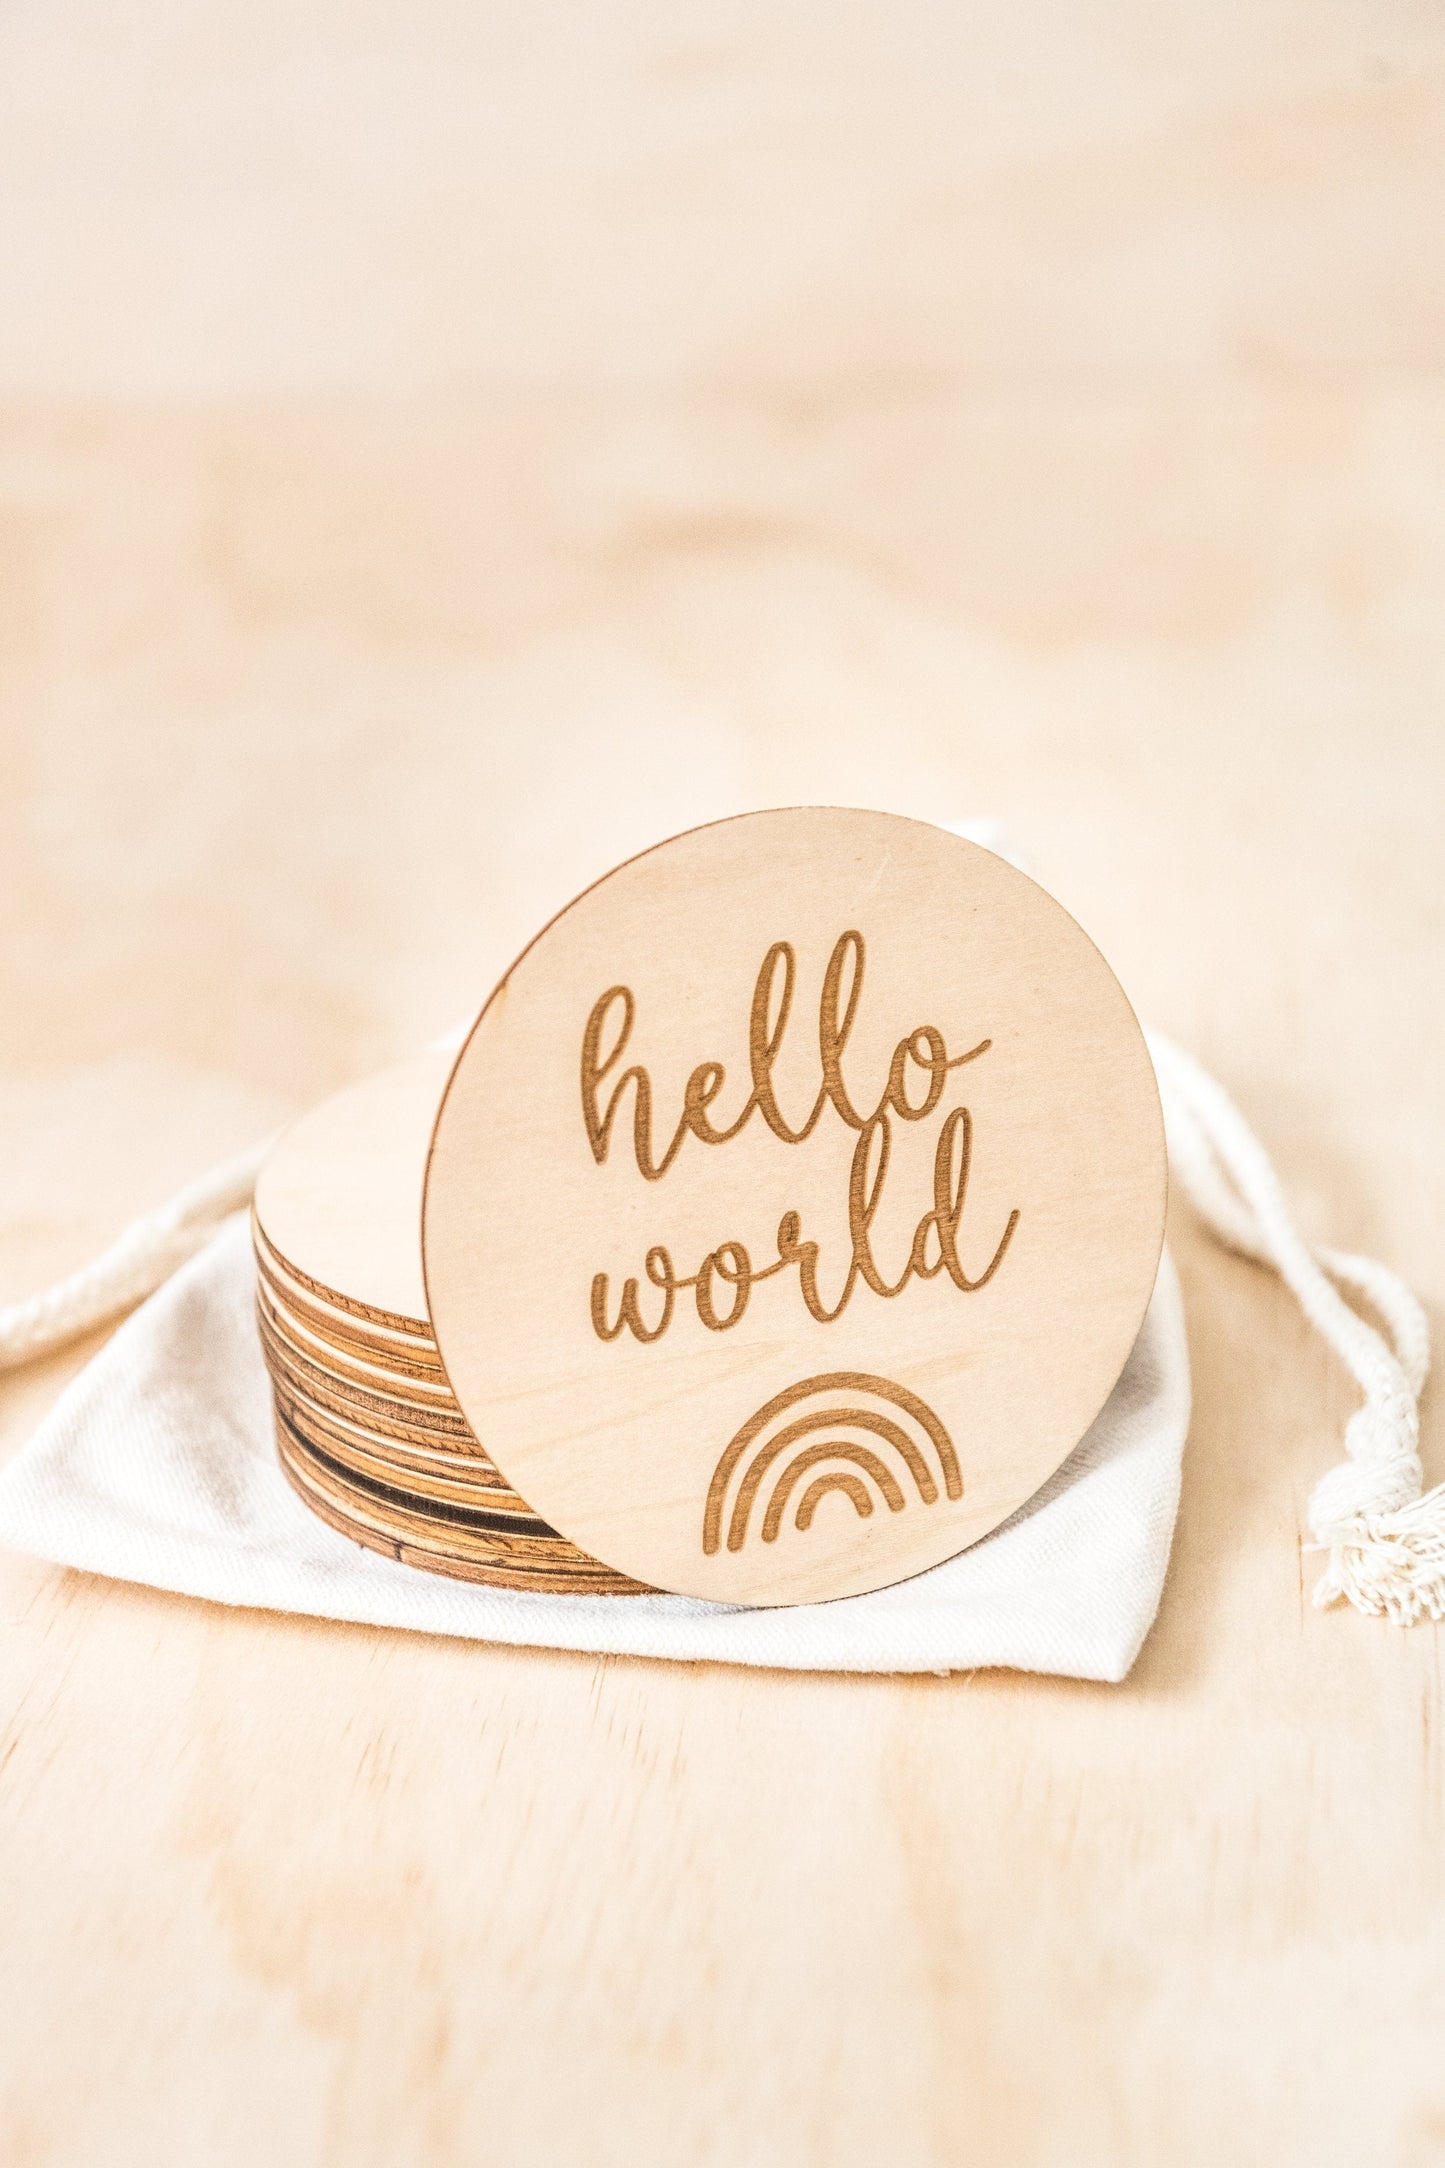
[1,5,1443,2162]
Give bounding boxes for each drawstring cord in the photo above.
[1,1039,1436,1623]
[1147,1030,1439,1624]
[0,1141,271,1373]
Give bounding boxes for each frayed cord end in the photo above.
[1306,1484,1445,1626]
[1309,1405,1422,1529]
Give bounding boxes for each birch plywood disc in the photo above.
[256,1280,456,1404]
[253,1051,452,1332]
[254,1248,449,1376]
[423,809,1167,1607]
[273,1414,642,1595]
[250,1054,642,1593]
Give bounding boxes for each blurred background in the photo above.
[2,0,1443,1336]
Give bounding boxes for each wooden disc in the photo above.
[259,1335,480,1456]
[423,809,1167,1606]
[268,1380,533,1510]
[256,1280,456,1404]
[253,1248,449,1378]
[253,1051,451,1332]
[273,1411,642,1594]
[257,1316,482,1450]
[249,1096,637,1581]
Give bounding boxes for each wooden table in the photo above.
[1,6,1442,2160]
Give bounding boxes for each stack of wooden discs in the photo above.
[252,1051,641,1595]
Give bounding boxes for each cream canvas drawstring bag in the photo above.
[0,821,1435,1675]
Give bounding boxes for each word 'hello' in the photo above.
[580,931,1020,1344]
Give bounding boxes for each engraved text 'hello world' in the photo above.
[580,931,1020,1344]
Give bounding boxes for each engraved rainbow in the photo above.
[702,1373,962,1555]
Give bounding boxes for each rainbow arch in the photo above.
[702,1372,962,1555]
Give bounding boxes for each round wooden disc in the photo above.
[253,1246,449,1377]
[273,1411,641,1594]
[250,1068,644,1590]
[253,1051,452,1332]
[267,1379,531,1509]
[422,809,1167,1606]
[257,1314,481,1450]
[256,1279,456,1404]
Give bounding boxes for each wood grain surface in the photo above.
[1,2,1443,2162]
